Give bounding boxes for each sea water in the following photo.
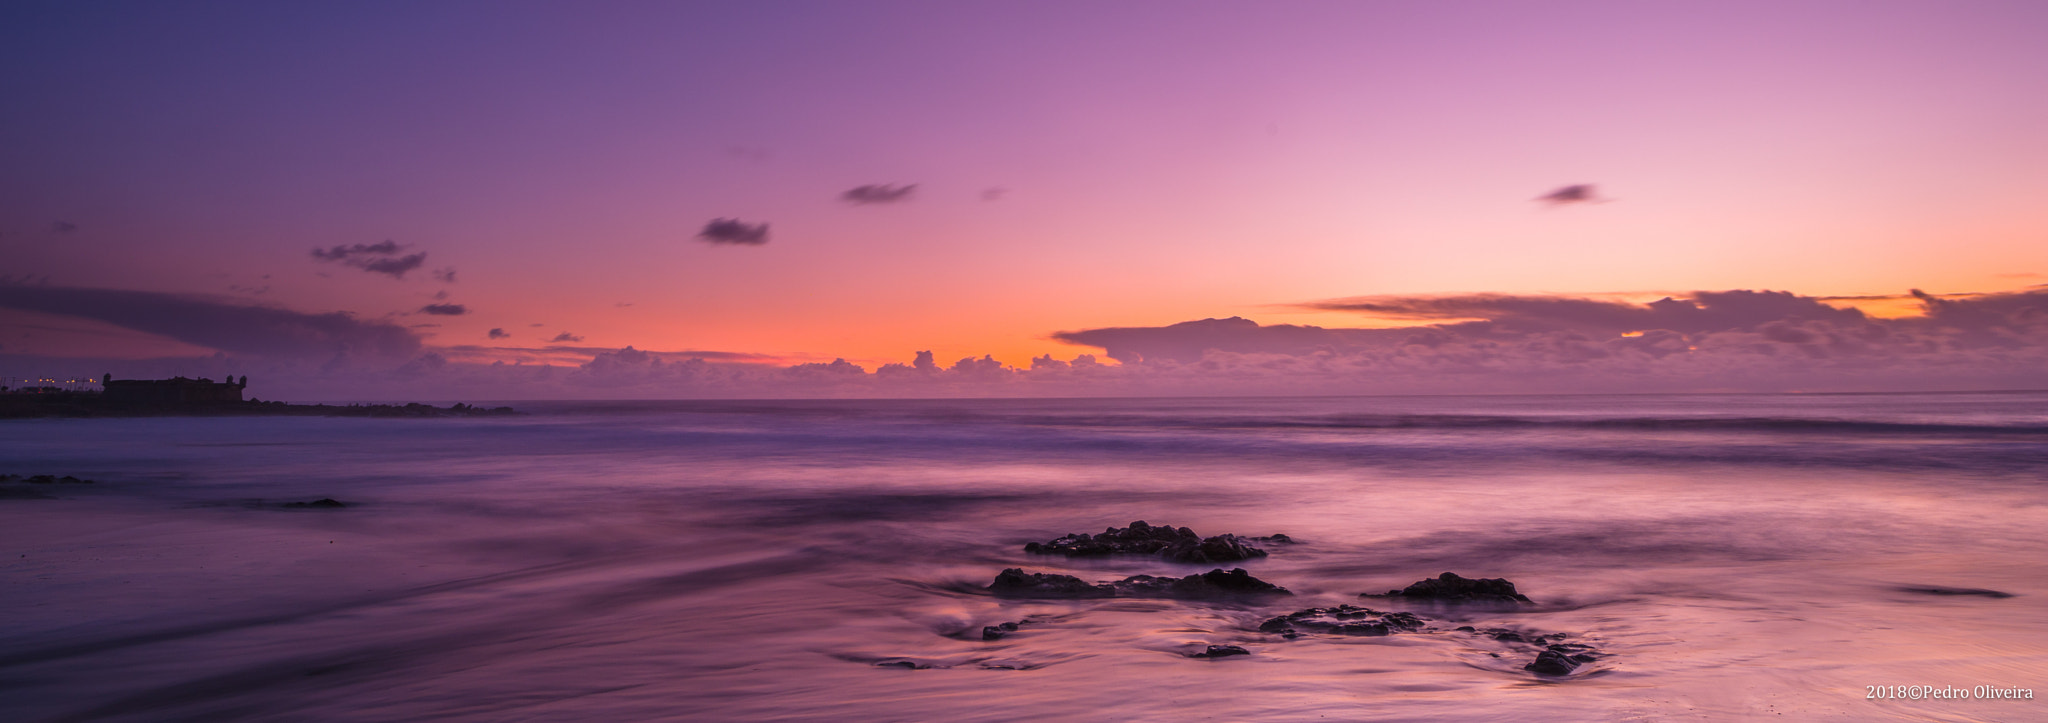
[2,393,2045,721]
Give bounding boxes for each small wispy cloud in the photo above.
[488,328,510,339]
[1534,184,1606,206]
[419,303,468,316]
[841,183,917,205]
[311,240,428,278]
[434,267,457,283]
[697,218,769,246]
[551,332,584,343]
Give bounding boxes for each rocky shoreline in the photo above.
[869,520,1622,677]
[0,395,517,419]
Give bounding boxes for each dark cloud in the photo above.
[1055,317,1375,363]
[310,240,401,261]
[697,218,768,245]
[981,187,1009,201]
[444,344,779,364]
[356,254,427,278]
[419,303,469,316]
[310,241,428,278]
[1051,288,2048,392]
[0,285,422,361]
[434,268,457,283]
[1308,290,1866,335]
[488,328,510,340]
[840,184,916,205]
[551,332,584,343]
[50,221,78,234]
[1535,184,1603,206]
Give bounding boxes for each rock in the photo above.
[1525,650,1581,675]
[1249,533,1295,544]
[989,569,1111,598]
[1897,585,2015,598]
[1161,534,1267,563]
[988,567,1290,599]
[283,498,347,509]
[874,659,939,669]
[1025,521,1271,563]
[1188,645,1250,658]
[1259,605,1427,638]
[1368,572,1532,603]
[981,621,1023,641]
[1113,568,1292,598]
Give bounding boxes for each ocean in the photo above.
[3,393,2044,721]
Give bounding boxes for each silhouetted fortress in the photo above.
[101,374,247,405]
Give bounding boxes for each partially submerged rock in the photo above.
[1450,626,1602,676]
[283,498,347,509]
[1,474,91,499]
[1259,605,1427,638]
[1897,585,2015,598]
[1024,521,1276,563]
[4,474,93,484]
[1367,572,1531,603]
[982,621,1022,641]
[1187,645,1250,658]
[988,567,1291,599]
[1526,649,1584,675]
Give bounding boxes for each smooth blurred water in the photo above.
[2,393,2045,721]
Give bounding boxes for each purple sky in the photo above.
[4,1,2047,399]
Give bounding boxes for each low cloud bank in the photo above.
[1051,288,2048,393]
[8,286,2047,400]
[0,285,421,362]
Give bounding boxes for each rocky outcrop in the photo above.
[283,498,347,509]
[1024,521,1278,563]
[988,567,1291,599]
[982,621,1023,641]
[1259,605,1427,638]
[1187,645,1250,658]
[3,474,93,485]
[1897,585,2014,598]
[1366,572,1531,603]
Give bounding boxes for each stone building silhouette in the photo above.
[101,374,247,406]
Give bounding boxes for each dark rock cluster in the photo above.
[1024,520,1275,563]
[1258,605,1428,638]
[966,522,1607,678]
[988,567,1290,599]
[1526,644,1600,675]
[982,621,1023,641]
[1448,625,1601,676]
[282,498,347,509]
[1,474,94,499]
[2,474,93,485]
[1366,572,1532,603]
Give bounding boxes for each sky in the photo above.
[4,1,2048,399]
